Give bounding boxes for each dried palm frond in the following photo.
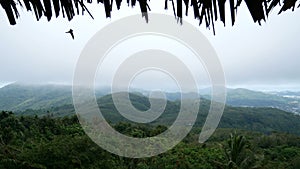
[1,0,299,33]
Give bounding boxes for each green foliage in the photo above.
[0,111,300,168]
[220,132,256,169]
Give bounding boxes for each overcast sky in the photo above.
[0,2,300,91]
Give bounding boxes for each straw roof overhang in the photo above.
[1,0,299,34]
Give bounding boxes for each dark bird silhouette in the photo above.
[65,29,74,39]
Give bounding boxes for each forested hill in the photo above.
[16,92,300,136]
[0,83,72,111]
[1,83,299,114]
[224,88,300,114]
[0,83,108,111]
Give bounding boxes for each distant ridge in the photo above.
[14,92,300,136]
[0,83,73,111]
[0,83,299,114]
[223,88,300,114]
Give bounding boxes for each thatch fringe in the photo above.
[1,0,299,32]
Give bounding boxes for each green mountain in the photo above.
[149,88,300,114]
[0,83,72,111]
[99,93,300,135]
[1,84,299,114]
[197,88,300,114]
[0,83,108,111]
[1,84,300,135]
[17,92,300,136]
[225,88,300,114]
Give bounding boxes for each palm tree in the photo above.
[1,0,299,34]
[215,132,259,169]
[224,132,247,168]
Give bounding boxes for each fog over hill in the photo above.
[0,83,299,114]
